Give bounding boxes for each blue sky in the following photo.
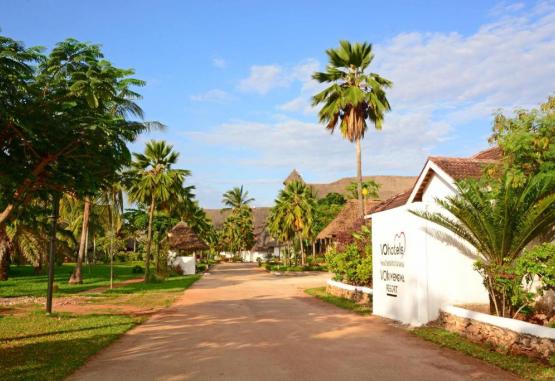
[2,0,554,207]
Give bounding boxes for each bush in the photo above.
[131,265,144,274]
[325,244,372,287]
[196,263,208,273]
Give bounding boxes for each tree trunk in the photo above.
[299,236,306,266]
[312,241,316,260]
[69,197,91,284]
[155,234,161,275]
[0,223,11,281]
[144,197,156,282]
[46,194,60,314]
[356,139,364,218]
[109,202,114,289]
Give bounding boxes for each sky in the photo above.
[1,0,554,207]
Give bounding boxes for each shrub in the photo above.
[131,265,144,274]
[325,244,372,287]
[196,263,208,273]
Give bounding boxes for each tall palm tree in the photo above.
[312,40,392,217]
[346,180,380,201]
[268,181,316,266]
[222,185,254,210]
[411,173,555,317]
[126,140,190,281]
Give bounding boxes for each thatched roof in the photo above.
[284,169,304,185]
[168,221,208,252]
[251,226,278,251]
[317,199,381,241]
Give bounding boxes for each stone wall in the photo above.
[439,309,555,361]
[326,281,371,305]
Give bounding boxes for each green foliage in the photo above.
[311,40,392,139]
[1,263,142,297]
[489,96,555,187]
[131,265,144,274]
[325,243,372,286]
[264,262,327,272]
[312,193,345,237]
[220,205,255,255]
[412,170,555,316]
[412,327,555,381]
[267,180,317,264]
[305,287,372,315]
[222,185,254,209]
[1,35,154,223]
[125,140,192,280]
[346,180,380,200]
[485,243,555,318]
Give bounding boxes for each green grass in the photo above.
[412,327,555,381]
[0,263,143,297]
[0,310,141,381]
[305,287,372,315]
[0,272,201,381]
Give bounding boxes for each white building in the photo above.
[370,147,501,325]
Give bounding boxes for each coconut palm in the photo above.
[312,40,392,217]
[346,180,380,201]
[268,181,316,266]
[222,185,254,210]
[126,140,190,281]
[411,173,555,317]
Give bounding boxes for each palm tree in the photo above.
[222,185,254,210]
[411,173,555,317]
[126,140,190,281]
[346,180,380,201]
[312,40,392,218]
[268,181,316,266]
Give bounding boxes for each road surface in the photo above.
[68,263,520,381]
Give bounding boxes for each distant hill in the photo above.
[203,174,415,229]
[284,170,416,201]
[309,175,416,200]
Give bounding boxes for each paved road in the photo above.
[68,263,520,381]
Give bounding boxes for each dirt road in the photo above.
[67,263,519,381]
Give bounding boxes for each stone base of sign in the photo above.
[326,279,372,305]
[439,306,555,361]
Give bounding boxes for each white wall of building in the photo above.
[168,251,196,275]
[371,172,489,326]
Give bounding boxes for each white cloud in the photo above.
[277,2,555,131]
[190,2,555,200]
[212,58,226,69]
[372,3,555,121]
[187,110,449,179]
[237,65,288,94]
[189,89,232,102]
[237,59,322,96]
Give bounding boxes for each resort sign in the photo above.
[379,232,406,297]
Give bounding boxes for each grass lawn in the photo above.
[412,327,555,381]
[305,287,372,315]
[0,273,201,381]
[0,310,140,381]
[0,263,143,298]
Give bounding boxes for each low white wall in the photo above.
[168,252,195,275]
[327,279,373,295]
[442,305,555,340]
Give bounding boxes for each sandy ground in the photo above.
[67,263,520,381]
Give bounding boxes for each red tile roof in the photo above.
[369,190,412,213]
[368,146,502,213]
[430,157,497,180]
